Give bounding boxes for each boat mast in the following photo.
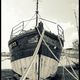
[36,0,41,80]
[36,0,39,26]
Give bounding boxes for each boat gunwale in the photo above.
[8,28,63,46]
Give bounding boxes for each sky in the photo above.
[1,0,79,52]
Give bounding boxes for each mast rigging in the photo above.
[36,0,39,26]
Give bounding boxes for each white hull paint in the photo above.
[11,55,58,80]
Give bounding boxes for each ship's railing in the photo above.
[10,17,64,42]
[10,18,36,39]
[10,13,36,39]
[57,24,64,41]
[39,18,64,41]
[10,21,24,39]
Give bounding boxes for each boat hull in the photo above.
[11,55,58,79]
[8,23,63,79]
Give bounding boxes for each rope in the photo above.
[65,54,79,78]
[39,17,64,33]
[24,13,36,22]
[38,14,54,32]
[57,23,79,79]
[36,27,79,80]
[39,18,57,24]
[62,56,65,80]
[38,17,78,79]
[20,29,45,80]
[39,15,64,40]
[23,13,36,29]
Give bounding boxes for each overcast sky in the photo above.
[1,0,79,52]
